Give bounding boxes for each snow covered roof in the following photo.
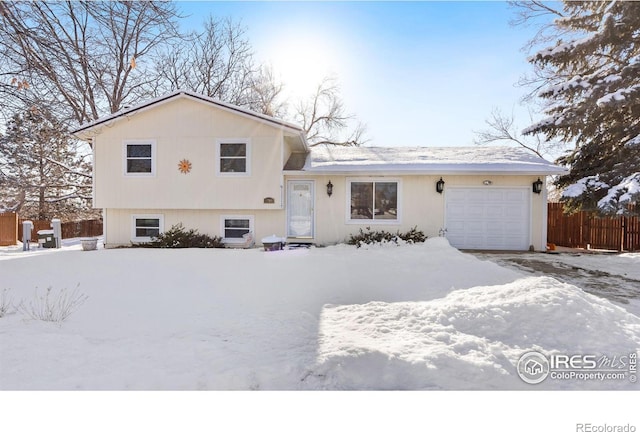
[296,146,567,175]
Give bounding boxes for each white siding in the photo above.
[287,174,548,251]
[93,97,284,210]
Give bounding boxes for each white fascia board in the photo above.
[73,90,305,140]
[288,166,568,176]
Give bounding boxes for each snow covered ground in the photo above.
[0,238,638,390]
[473,250,640,316]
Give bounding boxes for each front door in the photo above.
[287,180,314,238]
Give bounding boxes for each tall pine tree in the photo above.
[524,1,640,214]
[0,108,94,220]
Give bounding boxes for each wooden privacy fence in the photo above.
[15,218,103,243]
[547,203,640,252]
[0,212,18,246]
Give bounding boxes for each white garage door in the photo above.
[445,188,530,250]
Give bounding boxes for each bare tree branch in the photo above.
[473,107,559,158]
[296,77,367,147]
[0,1,181,126]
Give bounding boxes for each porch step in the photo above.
[286,242,313,249]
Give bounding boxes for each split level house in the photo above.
[73,90,566,251]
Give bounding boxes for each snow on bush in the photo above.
[562,175,608,199]
[562,173,640,215]
[138,223,224,248]
[347,226,426,248]
[597,172,640,214]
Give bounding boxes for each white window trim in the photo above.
[346,177,402,225]
[216,139,251,176]
[220,215,254,244]
[131,214,164,243]
[123,140,156,177]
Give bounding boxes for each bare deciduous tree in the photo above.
[246,65,287,118]
[509,1,570,103]
[155,17,260,106]
[295,77,367,147]
[0,1,181,125]
[473,108,553,157]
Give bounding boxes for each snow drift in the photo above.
[0,237,638,390]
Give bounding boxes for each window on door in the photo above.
[347,178,400,223]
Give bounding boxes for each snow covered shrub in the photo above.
[0,288,13,318]
[17,285,88,323]
[347,226,426,248]
[397,226,427,243]
[141,223,224,248]
[348,227,396,247]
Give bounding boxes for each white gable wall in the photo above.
[93,97,285,210]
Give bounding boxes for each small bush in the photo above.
[0,288,13,318]
[141,223,225,248]
[17,285,88,323]
[398,226,427,243]
[347,226,427,248]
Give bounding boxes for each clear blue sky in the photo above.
[178,1,549,149]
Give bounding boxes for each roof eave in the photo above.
[71,90,305,139]
[285,167,568,176]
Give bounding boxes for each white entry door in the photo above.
[445,187,530,250]
[287,181,314,238]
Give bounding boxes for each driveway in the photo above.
[470,250,640,315]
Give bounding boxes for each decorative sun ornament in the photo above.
[178,159,192,174]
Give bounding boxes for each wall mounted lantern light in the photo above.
[326,180,333,197]
[532,178,543,194]
[436,177,445,194]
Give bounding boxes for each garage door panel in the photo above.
[446,189,467,201]
[485,238,505,249]
[464,235,485,249]
[504,220,526,232]
[504,205,525,218]
[484,222,505,235]
[486,190,506,201]
[447,205,466,218]
[505,190,527,200]
[445,187,530,250]
[486,206,504,218]
[465,221,485,232]
[467,207,484,218]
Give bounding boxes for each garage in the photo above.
[445,187,530,250]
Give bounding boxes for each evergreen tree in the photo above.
[0,108,94,220]
[523,1,640,214]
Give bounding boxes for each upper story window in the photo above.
[217,140,251,176]
[124,141,156,176]
[347,178,401,224]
